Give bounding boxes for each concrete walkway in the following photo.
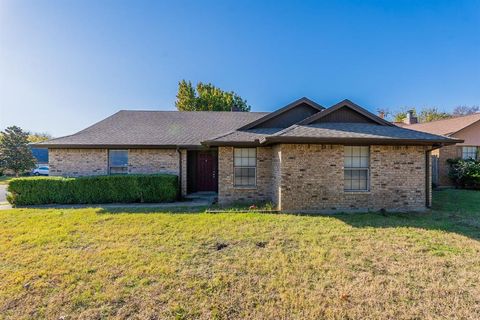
[0,185,7,203]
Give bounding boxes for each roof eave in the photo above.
[261,136,463,146]
[201,140,262,147]
[35,143,212,150]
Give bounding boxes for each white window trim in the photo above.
[233,148,257,188]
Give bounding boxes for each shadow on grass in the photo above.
[99,189,480,240]
[289,189,480,241]
[331,210,480,241]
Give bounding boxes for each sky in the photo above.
[1,0,479,137]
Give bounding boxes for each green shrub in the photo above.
[447,158,480,189]
[7,174,178,206]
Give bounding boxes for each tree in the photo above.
[392,109,416,123]
[418,107,450,122]
[175,80,251,112]
[453,105,480,116]
[175,80,197,111]
[392,107,450,123]
[28,132,52,143]
[0,126,36,177]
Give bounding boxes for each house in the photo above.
[35,98,460,212]
[400,113,480,186]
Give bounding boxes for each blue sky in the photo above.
[1,0,479,137]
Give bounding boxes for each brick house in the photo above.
[400,113,480,186]
[35,98,460,212]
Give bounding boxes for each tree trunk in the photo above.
[15,171,19,178]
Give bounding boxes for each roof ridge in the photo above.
[407,112,480,126]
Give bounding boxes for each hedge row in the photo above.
[7,174,178,206]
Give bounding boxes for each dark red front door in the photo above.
[196,151,218,192]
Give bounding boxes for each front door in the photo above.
[195,151,218,192]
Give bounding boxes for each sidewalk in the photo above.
[0,199,212,211]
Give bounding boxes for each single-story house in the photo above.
[35,98,461,212]
[399,112,480,186]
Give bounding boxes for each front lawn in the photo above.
[0,190,479,319]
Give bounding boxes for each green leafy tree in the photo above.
[0,126,36,177]
[175,80,198,111]
[175,80,251,111]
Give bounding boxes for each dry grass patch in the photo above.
[0,190,479,319]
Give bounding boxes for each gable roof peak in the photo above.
[238,96,325,130]
[299,99,395,126]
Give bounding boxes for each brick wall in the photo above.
[218,147,273,205]
[49,148,108,176]
[50,148,180,176]
[128,149,179,175]
[218,144,430,212]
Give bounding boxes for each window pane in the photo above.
[351,157,360,167]
[344,168,368,191]
[352,146,361,156]
[234,148,242,157]
[345,146,352,156]
[360,157,369,167]
[359,179,368,190]
[234,157,242,166]
[247,157,256,166]
[109,150,128,166]
[344,157,352,167]
[351,179,360,190]
[360,146,369,156]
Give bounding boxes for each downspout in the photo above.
[177,147,182,200]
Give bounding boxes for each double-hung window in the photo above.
[109,150,128,174]
[462,146,478,160]
[234,148,256,187]
[344,146,369,191]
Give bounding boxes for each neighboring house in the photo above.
[400,113,480,186]
[35,98,460,212]
[30,147,49,166]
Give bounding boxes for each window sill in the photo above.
[344,190,370,194]
[234,186,257,190]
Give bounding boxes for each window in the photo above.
[344,146,369,191]
[462,146,478,160]
[234,148,256,187]
[109,150,128,174]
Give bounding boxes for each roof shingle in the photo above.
[400,113,480,136]
[37,111,268,148]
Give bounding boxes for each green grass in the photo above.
[0,190,479,319]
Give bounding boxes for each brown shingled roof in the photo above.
[401,113,480,136]
[36,111,268,148]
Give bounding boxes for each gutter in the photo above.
[260,136,463,146]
